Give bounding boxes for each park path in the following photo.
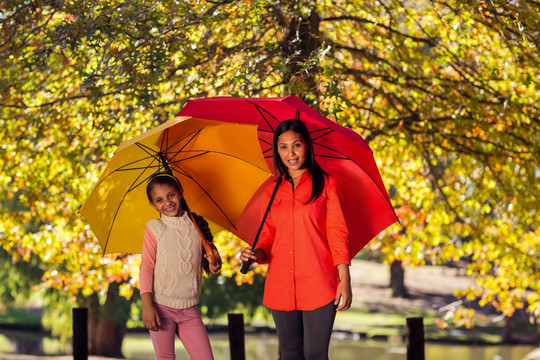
[349,259,474,314]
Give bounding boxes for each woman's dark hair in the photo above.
[146,172,189,212]
[273,119,326,202]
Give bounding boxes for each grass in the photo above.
[0,307,41,326]
[335,307,510,344]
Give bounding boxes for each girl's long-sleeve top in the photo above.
[256,172,350,311]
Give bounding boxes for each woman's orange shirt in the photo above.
[256,172,350,311]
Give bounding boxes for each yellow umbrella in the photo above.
[79,116,272,257]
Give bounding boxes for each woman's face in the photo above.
[277,130,308,175]
[149,183,184,217]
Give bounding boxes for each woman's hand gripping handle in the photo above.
[239,248,265,274]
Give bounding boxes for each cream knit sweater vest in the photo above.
[146,213,202,309]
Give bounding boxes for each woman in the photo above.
[240,119,352,360]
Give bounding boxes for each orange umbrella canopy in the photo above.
[80,116,272,254]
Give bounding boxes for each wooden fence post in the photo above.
[228,313,245,360]
[72,307,88,360]
[406,317,425,360]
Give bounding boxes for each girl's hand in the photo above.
[205,247,222,274]
[335,263,352,311]
[142,298,161,331]
[239,248,265,263]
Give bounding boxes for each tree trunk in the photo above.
[280,8,321,96]
[390,260,408,298]
[86,283,131,358]
[502,316,513,343]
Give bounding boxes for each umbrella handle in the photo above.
[240,259,254,274]
[240,177,282,274]
[201,236,217,266]
[190,213,217,266]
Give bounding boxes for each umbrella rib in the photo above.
[101,154,162,253]
[256,134,274,159]
[257,129,275,136]
[310,129,396,213]
[262,148,273,158]
[312,141,349,160]
[168,162,237,230]
[169,151,208,163]
[164,128,202,165]
[305,127,397,219]
[258,137,273,154]
[126,168,164,194]
[93,146,161,189]
[168,149,271,173]
[247,101,282,132]
[161,128,169,155]
[258,136,272,146]
[112,144,168,174]
[312,143,398,219]
[309,127,333,142]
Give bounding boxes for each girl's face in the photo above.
[277,130,308,176]
[149,183,184,217]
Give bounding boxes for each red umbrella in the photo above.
[178,96,399,259]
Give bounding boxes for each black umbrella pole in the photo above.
[239,178,281,275]
[240,259,254,274]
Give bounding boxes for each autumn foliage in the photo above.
[1,0,539,346]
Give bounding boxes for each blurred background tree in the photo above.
[1,0,538,355]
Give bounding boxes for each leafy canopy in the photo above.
[1,0,538,331]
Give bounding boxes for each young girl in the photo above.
[240,119,351,360]
[140,172,221,360]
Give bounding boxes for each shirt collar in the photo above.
[281,170,311,186]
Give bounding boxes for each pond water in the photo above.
[0,331,536,360]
